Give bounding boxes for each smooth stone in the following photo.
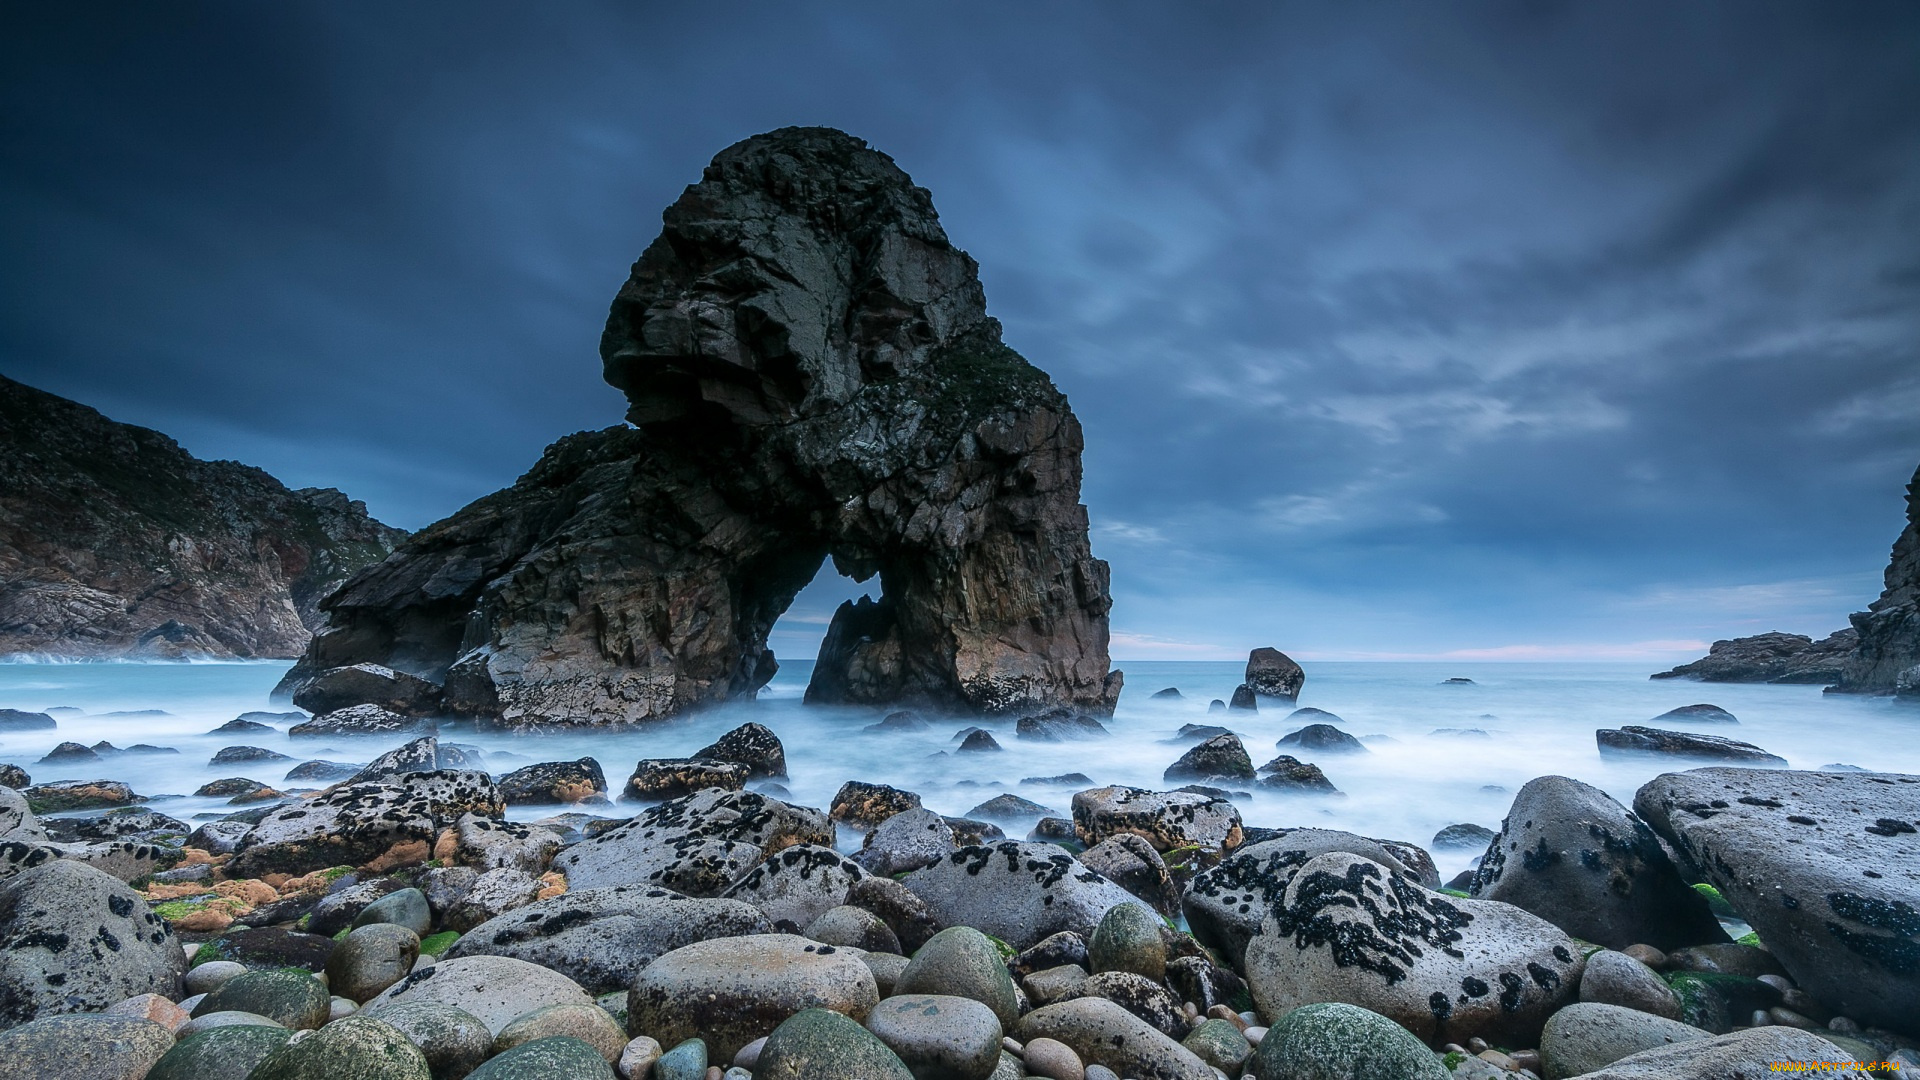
[331,996,359,1021]
[327,923,422,1003]
[618,1035,664,1079]
[1579,950,1683,1020]
[651,1037,708,1080]
[1252,1001,1449,1080]
[192,968,331,1030]
[175,1010,284,1038]
[894,926,1021,1032]
[364,955,594,1035]
[467,1035,616,1080]
[1022,964,1090,1007]
[1180,1018,1252,1074]
[1540,1002,1711,1080]
[808,904,903,954]
[855,807,957,876]
[105,991,191,1032]
[732,1036,766,1070]
[1567,1026,1873,1079]
[492,1003,627,1064]
[861,951,911,997]
[360,1000,492,1080]
[1021,1036,1085,1080]
[627,933,879,1063]
[862,993,1003,1080]
[1086,902,1166,981]
[1083,1068,1119,1080]
[755,1008,915,1080]
[900,842,1140,951]
[0,1015,174,1080]
[0,860,189,1025]
[184,960,249,997]
[1012,998,1213,1080]
[147,1023,292,1080]
[247,1014,432,1080]
[355,888,434,938]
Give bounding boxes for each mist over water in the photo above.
[3,659,1917,884]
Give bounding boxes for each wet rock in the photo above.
[957,730,1003,753]
[366,955,594,1035]
[347,737,447,784]
[357,1000,491,1080]
[552,789,828,896]
[862,994,1002,1080]
[1180,1018,1250,1075]
[1088,902,1167,981]
[865,711,931,733]
[616,1035,664,1080]
[846,876,944,955]
[855,807,955,875]
[1077,834,1179,915]
[0,710,56,732]
[228,771,503,877]
[691,723,788,779]
[758,1007,914,1080]
[1539,1002,1709,1079]
[1250,1001,1448,1080]
[944,819,1004,847]
[0,785,45,842]
[1021,1037,1085,1080]
[454,815,562,874]
[1012,997,1213,1080]
[806,905,902,954]
[832,782,923,828]
[1226,685,1257,712]
[289,704,435,738]
[1469,775,1725,951]
[247,1013,433,1080]
[1151,687,1183,700]
[328,923,422,1003]
[1023,773,1094,788]
[1163,733,1254,783]
[445,868,545,933]
[1081,970,1184,1037]
[1243,851,1585,1044]
[211,746,293,765]
[1245,648,1304,701]
[1023,964,1089,1007]
[1567,1025,1872,1079]
[1277,722,1365,754]
[1255,755,1340,794]
[627,933,879,1062]
[497,758,608,805]
[22,778,141,812]
[174,1011,281,1038]
[38,740,100,763]
[1029,818,1077,843]
[1664,942,1788,979]
[1070,786,1242,852]
[721,844,867,930]
[1010,931,1089,981]
[0,765,28,790]
[146,1023,291,1080]
[196,777,275,799]
[293,663,443,718]
[623,758,749,801]
[895,926,1020,1030]
[1634,766,1920,1034]
[283,760,360,783]
[0,860,186,1027]
[1164,955,1245,1015]
[209,717,277,735]
[184,960,247,997]
[190,927,335,972]
[1595,726,1786,764]
[652,1038,706,1080]
[193,968,330,1030]
[1432,823,1496,851]
[1650,704,1739,724]
[965,794,1057,823]
[1654,630,1862,685]
[1662,971,1784,1034]
[901,842,1140,950]
[1579,949,1683,1019]
[493,1003,626,1063]
[0,1014,174,1080]
[1016,708,1110,743]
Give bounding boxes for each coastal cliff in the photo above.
[0,374,406,659]
[1829,461,1920,695]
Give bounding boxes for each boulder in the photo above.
[1070,786,1241,853]
[894,926,1020,1031]
[360,1000,491,1080]
[690,723,788,779]
[37,740,99,763]
[0,860,187,1028]
[832,782,923,828]
[365,955,594,1035]
[210,746,292,765]
[292,663,444,717]
[623,758,749,801]
[855,808,955,875]
[956,730,1002,753]
[1468,776,1726,951]
[228,771,504,877]
[245,1013,432,1080]
[327,924,423,1004]
[1277,723,1365,754]
[1830,462,1920,695]
[1578,949,1683,1019]
[0,710,56,732]
[497,758,608,805]
[0,1014,174,1080]
[846,877,944,955]
[901,842,1140,951]
[1077,834,1179,915]
[861,994,1002,1080]
[1248,1001,1448,1080]
[1255,755,1340,794]
[551,788,831,896]
[1595,727,1786,764]
[289,704,434,738]
[1180,1018,1251,1075]
[1653,629,1862,685]
[721,844,868,929]
[1566,1025,1873,1079]
[806,905,901,953]
[1431,823,1496,851]
[1088,902,1168,981]
[193,968,330,1030]
[964,794,1057,822]
[467,1035,614,1079]
[1016,708,1110,743]
[347,737,443,784]
[20,779,140,812]
[1227,685,1257,711]
[1012,997,1213,1080]
[0,765,27,789]
[1245,647,1304,700]
[492,1003,626,1063]
[190,927,335,972]
[1634,767,1920,1034]
[1538,1002,1710,1080]
[626,933,879,1062]
[209,717,276,735]
[1151,687,1183,699]
[146,1023,291,1080]
[283,760,360,783]
[1243,852,1585,1044]
[1163,733,1254,783]
[0,786,46,842]
[1649,704,1738,724]
[444,868,545,932]
[759,1008,915,1080]
[453,814,562,874]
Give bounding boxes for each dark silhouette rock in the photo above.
[1596,726,1786,765]
[1245,647,1304,700]
[1227,685,1257,712]
[956,729,1002,753]
[211,746,293,766]
[1150,687,1182,699]
[864,711,929,733]
[1255,756,1339,794]
[0,374,404,660]
[1430,823,1496,850]
[283,760,360,783]
[1651,704,1738,724]
[965,794,1056,822]
[208,718,275,736]
[1207,699,1226,714]
[497,758,608,805]
[1167,724,1232,744]
[1832,462,1920,695]
[0,710,54,732]
[690,722,787,779]
[1277,724,1366,754]
[292,663,443,717]
[1163,734,1255,783]
[36,741,96,764]
[275,128,1119,728]
[1016,707,1109,742]
[1652,630,1858,684]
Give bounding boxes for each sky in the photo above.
[3,3,1917,664]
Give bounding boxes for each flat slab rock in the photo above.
[1070,786,1243,852]
[1634,767,1920,1034]
[550,788,832,896]
[1596,726,1786,765]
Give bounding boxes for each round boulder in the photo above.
[0,1014,174,1080]
[327,923,422,1003]
[360,1000,492,1080]
[492,1003,626,1064]
[863,994,1001,1080]
[246,1013,431,1080]
[1011,997,1213,1080]
[1251,1001,1448,1080]
[758,1008,914,1080]
[1539,1002,1711,1080]
[626,933,879,1062]
[1087,902,1167,981]
[192,968,331,1030]
[894,926,1020,1031]
[364,955,594,1035]
[147,1024,292,1080]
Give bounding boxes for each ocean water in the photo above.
[3,659,1917,884]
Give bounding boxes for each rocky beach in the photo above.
[2,117,1918,1080]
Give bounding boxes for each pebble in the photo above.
[1829,1017,1861,1033]
[176,1011,285,1039]
[1084,1066,1121,1080]
[1023,1035,1086,1080]
[185,960,249,997]
[329,997,357,1022]
[1001,1036,1022,1054]
[1243,1025,1266,1046]
[1087,903,1168,981]
[1206,1005,1247,1032]
[104,992,191,1032]
[1509,1048,1542,1073]
[1621,944,1666,969]
[654,1038,709,1080]
[1768,1007,1816,1029]
[618,1035,663,1079]
[731,1037,765,1071]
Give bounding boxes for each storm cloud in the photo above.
[4,3,1916,660]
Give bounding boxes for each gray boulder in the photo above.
[1578,949,1683,1019]
[1078,834,1179,915]
[228,771,504,877]
[1070,786,1242,852]
[497,758,608,805]
[292,663,443,717]
[0,786,47,842]
[627,933,878,1063]
[1162,733,1254,783]
[1249,1001,1447,1080]
[1634,767,1920,1034]
[359,1000,491,1080]
[444,867,545,933]
[1650,704,1739,724]
[245,1013,432,1080]
[861,994,1002,1080]
[854,808,954,875]
[1277,722,1365,754]
[0,860,187,1027]
[146,1023,291,1080]
[288,704,434,738]
[453,814,563,874]
[1012,997,1213,1080]
[894,926,1020,1031]
[1469,775,1726,951]
[0,1014,174,1080]
[1244,851,1584,1045]
[721,844,867,929]
[901,842,1140,950]
[551,788,831,896]
[759,1008,914,1080]
[1568,1026,1873,1079]
[1538,1002,1709,1080]
[364,955,594,1035]
[1245,647,1304,701]
[623,758,749,801]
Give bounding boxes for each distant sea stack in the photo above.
[0,374,406,659]
[1650,629,1857,684]
[280,127,1120,729]
[1829,461,1920,696]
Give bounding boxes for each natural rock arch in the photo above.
[279,128,1120,728]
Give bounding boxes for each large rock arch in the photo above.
[278,128,1121,729]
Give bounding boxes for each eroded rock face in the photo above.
[278,127,1118,727]
[1832,463,1920,695]
[1651,630,1859,684]
[1633,767,1920,1035]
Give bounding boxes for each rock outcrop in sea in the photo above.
[278,127,1120,728]
[1831,461,1920,696]
[0,375,406,659]
[1650,630,1858,684]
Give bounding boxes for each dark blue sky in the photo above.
[4,4,1917,662]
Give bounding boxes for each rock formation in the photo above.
[281,127,1119,727]
[0,374,406,659]
[1650,629,1857,683]
[1829,462,1920,695]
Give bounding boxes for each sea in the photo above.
[4,659,1917,885]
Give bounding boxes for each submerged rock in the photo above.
[289,704,433,739]
[1277,722,1366,754]
[1649,703,1738,724]
[1595,726,1786,764]
[1163,733,1255,783]
[1016,707,1111,742]
[1256,754,1340,794]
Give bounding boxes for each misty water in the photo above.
[4,659,1917,884]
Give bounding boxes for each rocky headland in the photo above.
[0,375,406,660]
[277,127,1119,729]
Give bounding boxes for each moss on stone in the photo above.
[419,931,459,957]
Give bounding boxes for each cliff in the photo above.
[0,374,407,659]
[1829,462,1920,695]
